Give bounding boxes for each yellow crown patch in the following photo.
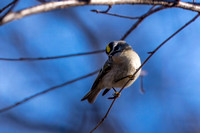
[106,44,111,54]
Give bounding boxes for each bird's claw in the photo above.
[128,75,135,80]
[108,91,121,99]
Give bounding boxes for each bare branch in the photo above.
[90,98,116,133]
[91,5,140,19]
[0,0,17,14]
[0,0,18,23]
[148,5,157,12]
[91,5,112,13]
[121,6,169,40]
[91,10,140,19]
[0,70,99,113]
[90,13,200,133]
[1,0,200,25]
[0,49,105,61]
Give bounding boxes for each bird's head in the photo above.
[106,41,132,57]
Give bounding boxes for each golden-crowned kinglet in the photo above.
[81,41,141,103]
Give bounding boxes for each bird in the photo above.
[81,41,141,104]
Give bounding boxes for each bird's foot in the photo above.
[115,75,134,82]
[128,75,135,80]
[108,91,121,99]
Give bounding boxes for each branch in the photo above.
[0,0,18,23]
[0,49,105,61]
[91,5,168,40]
[121,5,169,40]
[90,98,116,133]
[91,7,140,19]
[0,70,99,113]
[90,13,200,133]
[1,0,200,25]
[0,0,17,14]
[92,11,140,19]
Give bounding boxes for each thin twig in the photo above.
[0,0,18,21]
[0,50,105,61]
[0,0,16,14]
[90,98,116,133]
[91,5,139,20]
[91,9,140,19]
[148,5,157,12]
[121,6,169,40]
[1,0,200,25]
[91,5,112,13]
[90,13,200,133]
[0,70,99,113]
[100,5,112,13]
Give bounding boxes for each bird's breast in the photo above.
[102,50,141,89]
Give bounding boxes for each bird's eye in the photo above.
[114,45,121,51]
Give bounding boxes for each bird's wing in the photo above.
[90,58,112,91]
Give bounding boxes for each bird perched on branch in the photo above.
[81,41,141,103]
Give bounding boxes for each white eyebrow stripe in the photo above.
[110,43,117,55]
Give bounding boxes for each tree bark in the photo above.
[0,0,200,25]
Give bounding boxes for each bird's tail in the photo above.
[81,88,101,104]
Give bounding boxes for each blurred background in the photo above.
[0,0,200,133]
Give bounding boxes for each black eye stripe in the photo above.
[109,42,114,51]
[114,44,120,51]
